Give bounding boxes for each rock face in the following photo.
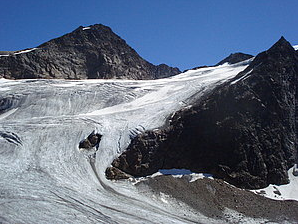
[108,37,298,189]
[0,24,180,80]
[216,52,253,65]
[105,167,132,180]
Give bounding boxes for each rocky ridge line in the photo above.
[0,24,180,80]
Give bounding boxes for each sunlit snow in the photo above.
[0,59,283,223]
[0,48,38,57]
[14,48,38,55]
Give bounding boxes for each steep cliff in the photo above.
[107,37,298,189]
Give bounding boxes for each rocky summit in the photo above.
[0,24,180,80]
[216,52,254,65]
[107,37,298,189]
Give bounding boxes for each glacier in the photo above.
[0,59,281,223]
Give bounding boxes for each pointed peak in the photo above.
[248,36,296,69]
[267,36,294,53]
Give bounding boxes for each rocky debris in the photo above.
[107,37,298,189]
[105,167,132,180]
[79,132,102,150]
[216,52,253,65]
[136,175,298,223]
[0,24,180,80]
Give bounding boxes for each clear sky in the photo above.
[1,0,297,70]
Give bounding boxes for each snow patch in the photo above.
[159,192,170,204]
[14,48,38,55]
[82,27,91,30]
[189,173,214,182]
[251,165,298,201]
[293,45,298,50]
[230,69,253,85]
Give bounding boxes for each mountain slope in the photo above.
[108,37,298,189]
[0,24,180,80]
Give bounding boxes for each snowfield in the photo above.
[0,59,296,223]
[251,165,298,201]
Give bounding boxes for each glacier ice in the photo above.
[0,62,257,223]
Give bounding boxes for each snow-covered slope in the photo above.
[0,59,283,223]
[252,165,298,201]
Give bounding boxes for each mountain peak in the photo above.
[73,24,112,32]
[267,36,294,53]
[0,24,180,80]
[216,52,253,65]
[248,36,296,69]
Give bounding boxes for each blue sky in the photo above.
[1,0,298,70]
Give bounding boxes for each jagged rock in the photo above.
[105,167,132,180]
[216,52,253,65]
[0,24,180,80]
[107,37,298,189]
[79,132,102,149]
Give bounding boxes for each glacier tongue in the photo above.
[0,62,249,223]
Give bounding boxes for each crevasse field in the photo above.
[0,59,296,223]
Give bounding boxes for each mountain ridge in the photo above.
[0,24,180,80]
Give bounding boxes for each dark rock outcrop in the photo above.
[105,167,132,180]
[0,24,180,80]
[107,37,298,189]
[184,52,253,73]
[216,52,254,65]
[79,132,102,150]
